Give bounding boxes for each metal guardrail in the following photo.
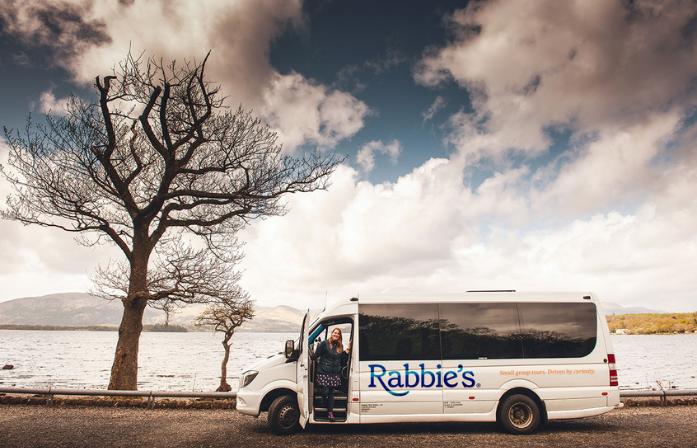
[0,387,236,409]
[1,387,696,408]
[619,389,697,406]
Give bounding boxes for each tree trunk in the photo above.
[217,333,232,392]
[108,239,151,390]
[108,296,148,390]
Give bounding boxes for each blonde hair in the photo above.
[329,327,343,353]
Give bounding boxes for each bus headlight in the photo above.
[241,370,259,388]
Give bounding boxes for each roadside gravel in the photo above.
[1,404,696,448]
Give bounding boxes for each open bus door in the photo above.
[296,311,310,428]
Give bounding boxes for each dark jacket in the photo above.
[311,339,348,376]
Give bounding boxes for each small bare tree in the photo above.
[195,297,254,392]
[1,51,340,390]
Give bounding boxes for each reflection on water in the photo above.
[0,330,695,391]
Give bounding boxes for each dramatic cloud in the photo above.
[0,0,368,154]
[3,0,697,313]
[0,0,111,61]
[416,0,697,160]
[237,0,697,311]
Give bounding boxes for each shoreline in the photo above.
[0,394,236,409]
[1,393,696,409]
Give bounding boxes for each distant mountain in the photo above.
[0,293,127,326]
[600,302,665,315]
[0,293,310,332]
[239,305,307,333]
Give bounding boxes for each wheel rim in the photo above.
[508,402,533,429]
[277,403,299,430]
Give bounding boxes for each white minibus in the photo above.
[236,291,620,435]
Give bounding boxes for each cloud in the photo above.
[0,0,111,63]
[0,139,119,300]
[259,72,370,152]
[356,139,402,173]
[416,0,697,161]
[238,142,697,311]
[0,0,367,153]
[335,51,407,94]
[238,161,475,300]
[531,112,684,216]
[38,89,70,115]
[422,95,446,122]
[11,52,34,67]
[237,7,697,314]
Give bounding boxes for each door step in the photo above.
[312,393,348,422]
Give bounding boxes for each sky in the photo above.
[1,0,696,312]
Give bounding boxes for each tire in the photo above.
[497,394,541,435]
[267,395,301,435]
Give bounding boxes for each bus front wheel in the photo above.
[497,394,541,435]
[267,395,301,435]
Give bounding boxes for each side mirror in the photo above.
[285,340,294,358]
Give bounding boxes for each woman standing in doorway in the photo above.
[311,327,351,422]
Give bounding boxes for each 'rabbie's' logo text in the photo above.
[369,363,477,396]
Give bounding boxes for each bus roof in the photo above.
[356,291,597,305]
[316,291,601,322]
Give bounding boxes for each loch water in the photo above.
[0,330,695,391]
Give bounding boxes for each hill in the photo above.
[600,302,664,315]
[0,293,309,332]
[0,293,128,326]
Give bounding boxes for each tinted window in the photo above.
[359,304,440,361]
[518,302,597,358]
[439,303,523,359]
[359,301,598,361]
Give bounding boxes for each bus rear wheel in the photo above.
[268,395,301,435]
[498,394,541,435]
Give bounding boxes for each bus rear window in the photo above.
[518,302,597,358]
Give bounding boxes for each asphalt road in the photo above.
[1,404,696,448]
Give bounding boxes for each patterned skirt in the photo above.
[315,373,341,387]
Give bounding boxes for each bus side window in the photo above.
[358,304,440,361]
[439,303,522,360]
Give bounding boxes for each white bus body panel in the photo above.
[236,355,297,417]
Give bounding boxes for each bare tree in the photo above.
[195,298,254,392]
[159,301,178,328]
[1,52,340,390]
